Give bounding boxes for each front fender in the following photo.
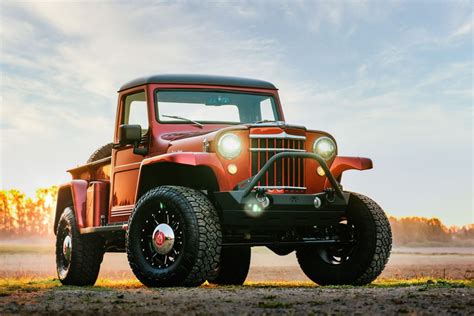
[324,156,373,188]
[54,180,88,233]
[138,152,230,192]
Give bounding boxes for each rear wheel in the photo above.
[296,192,392,285]
[126,186,222,287]
[208,247,251,285]
[55,207,105,286]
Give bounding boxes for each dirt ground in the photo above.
[1,245,473,314]
[2,283,473,315]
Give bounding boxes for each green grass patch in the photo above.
[371,278,473,288]
[0,278,59,296]
[0,278,145,296]
[244,278,473,289]
[0,277,470,297]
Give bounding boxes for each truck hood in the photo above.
[164,121,310,154]
[162,122,306,141]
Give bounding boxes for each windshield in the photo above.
[155,90,280,124]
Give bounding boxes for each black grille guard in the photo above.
[239,152,344,199]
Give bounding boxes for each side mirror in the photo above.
[119,124,142,146]
[118,124,148,155]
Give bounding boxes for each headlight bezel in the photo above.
[217,133,242,160]
[313,136,337,160]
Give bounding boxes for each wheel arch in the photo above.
[135,162,220,201]
[54,180,88,233]
[135,152,229,201]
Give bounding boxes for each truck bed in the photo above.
[67,157,111,181]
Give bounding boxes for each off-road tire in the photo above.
[208,247,251,285]
[296,192,392,285]
[87,143,113,163]
[126,186,222,287]
[55,207,105,286]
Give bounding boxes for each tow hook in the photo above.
[324,188,336,203]
[255,188,271,208]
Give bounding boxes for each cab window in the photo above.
[122,91,148,134]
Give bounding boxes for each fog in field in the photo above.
[1,238,472,281]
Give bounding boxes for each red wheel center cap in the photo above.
[154,231,165,246]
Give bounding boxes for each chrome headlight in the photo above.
[313,136,336,160]
[217,133,242,160]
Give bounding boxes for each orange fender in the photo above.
[54,180,88,232]
[138,152,230,191]
[324,156,373,188]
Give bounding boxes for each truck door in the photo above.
[109,89,149,222]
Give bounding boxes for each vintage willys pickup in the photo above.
[55,74,392,287]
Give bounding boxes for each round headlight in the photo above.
[217,133,242,160]
[313,136,336,160]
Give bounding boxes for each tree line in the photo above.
[0,187,472,246]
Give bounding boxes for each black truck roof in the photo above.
[119,74,277,91]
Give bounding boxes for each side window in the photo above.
[260,97,276,121]
[123,91,148,134]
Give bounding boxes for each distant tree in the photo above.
[0,187,57,238]
[0,187,472,244]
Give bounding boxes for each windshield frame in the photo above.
[153,88,282,125]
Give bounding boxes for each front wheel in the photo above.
[296,192,392,285]
[126,186,222,287]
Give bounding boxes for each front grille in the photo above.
[250,132,306,190]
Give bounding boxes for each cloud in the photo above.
[451,16,473,38]
[0,1,472,225]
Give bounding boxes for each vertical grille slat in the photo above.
[250,132,306,191]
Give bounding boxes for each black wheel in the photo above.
[87,143,113,163]
[55,207,105,286]
[126,186,222,287]
[296,192,392,285]
[208,247,251,285]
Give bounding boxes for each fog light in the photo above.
[314,197,322,209]
[316,166,325,176]
[227,164,238,175]
[244,202,265,218]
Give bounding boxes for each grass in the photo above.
[0,278,58,296]
[0,277,471,297]
[244,278,473,289]
[0,278,146,296]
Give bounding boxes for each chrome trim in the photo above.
[250,131,306,140]
[250,148,306,152]
[152,223,175,255]
[255,186,307,190]
[62,235,72,261]
[111,210,132,217]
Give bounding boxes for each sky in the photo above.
[0,0,472,226]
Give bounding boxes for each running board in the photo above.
[80,223,128,234]
[222,239,354,247]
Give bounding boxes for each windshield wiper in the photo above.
[162,115,203,128]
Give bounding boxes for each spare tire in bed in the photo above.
[87,143,113,163]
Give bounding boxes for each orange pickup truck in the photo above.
[54,74,391,287]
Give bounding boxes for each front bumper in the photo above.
[214,190,350,228]
[214,152,350,228]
